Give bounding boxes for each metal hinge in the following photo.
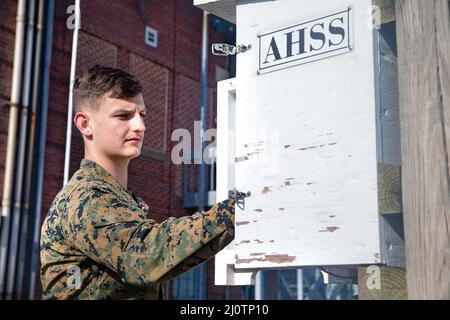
[212,43,252,56]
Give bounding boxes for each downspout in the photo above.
[5,0,37,300]
[0,0,27,299]
[63,0,80,185]
[255,271,263,300]
[297,269,303,300]
[16,0,46,298]
[198,10,209,300]
[27,0,55,299]
[165,0,177,299]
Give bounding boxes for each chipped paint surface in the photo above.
[235,253,296,264]
[235,156,249,163]
[261,187,272,194]
[264,254,296,263]
[246,151,259,157]
[319,227,340,233]
[235,256,264,264]
[296,142,337,151]
[250,252,265,256]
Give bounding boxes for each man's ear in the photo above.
[74,111,93,138]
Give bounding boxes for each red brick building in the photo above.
[0,0,250,299]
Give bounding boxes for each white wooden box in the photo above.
[194,0,404,285]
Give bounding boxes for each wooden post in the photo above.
[396,0,450,299]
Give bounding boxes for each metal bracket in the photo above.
[228,188,251,210]
[212,43,252,56]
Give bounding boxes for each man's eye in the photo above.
[116,114,129,119]
[140,113,147,119]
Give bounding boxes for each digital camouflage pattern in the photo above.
[40,159,235,300]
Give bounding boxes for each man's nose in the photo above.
[131,113,145,132]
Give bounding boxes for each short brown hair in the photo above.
[73,65,143,113]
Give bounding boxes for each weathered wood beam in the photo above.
[374,0,396,24]
[396,0,450,299]
[378,163,402,215]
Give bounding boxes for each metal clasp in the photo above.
[228,188,251,210]
[212,43,252,56]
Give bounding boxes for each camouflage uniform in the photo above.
[40,159,235,300]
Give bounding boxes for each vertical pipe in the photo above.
[27,0,54,299]
[63,0,80,185]
[16,0,45,299]
[198,10,209,300]
[255,271,263,300]
[297,269,303,300]
[198,11,208,213]
[0,0,27,299]
[6,0,36,300]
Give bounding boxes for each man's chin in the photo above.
[128,149,141,159]
[110,149,141,161]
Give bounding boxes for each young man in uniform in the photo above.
[40,65,236,299]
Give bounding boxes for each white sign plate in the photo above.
[258,7,353,74]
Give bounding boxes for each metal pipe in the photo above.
[27,0,55,299]
[255,271,263,300]
[297,269,303,300]
[63,0,80,185]
[5,0,37,300]
[0,0,27,299]
[16,0,46,298]
[198,11,208,212]
[197,10,209,300]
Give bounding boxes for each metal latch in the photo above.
[212,43,252,56]
[228,189,251,210]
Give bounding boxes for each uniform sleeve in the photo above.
[62,185,235,287]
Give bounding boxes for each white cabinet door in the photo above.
[231,0,381,270]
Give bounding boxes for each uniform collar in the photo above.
[79,159,149,214]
